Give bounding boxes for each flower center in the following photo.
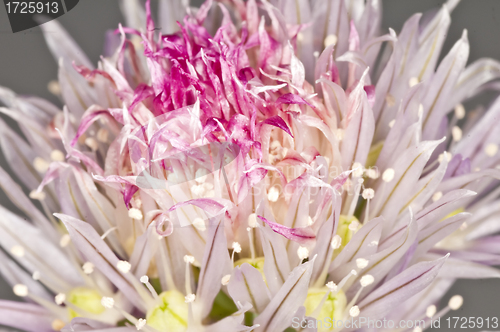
[304,287,347,332]
[67,287,105,319]
[146,290,189,332]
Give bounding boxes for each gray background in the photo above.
[0,0,499,331]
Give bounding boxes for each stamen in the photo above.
[348,220,360,231]
[97,128,109,143]
[247,228,256,260]
[349,305,360,317]
[13,284,28,297]
[356,258,369,269]
[140,275,159,299]
[454,104,466,119]
[366,168,379,179]
[267,186,280,202]
[82,262,94,274]
[388,119,396,128]
[248,213,258,228]
[359,275,374,287]
[382,168,395,183]
[307,216,314,226]
[29,190,46,200]
[184,255,195,295]
[426,304,436,318]
[101,296,115,309]
[85,137,99,151]
[59,234,71,248]
[50,150,65,162]
[438,152,452,163]
[232,242,242,253]
[385,94,395,107]
[185,294,196,303]
[297,246,310,261]
[47,80,61,95]
[451,126,462,141]
[336,270,357,291]
[54,293,66,305]
[448,295,463,310]
[101,226,118,240]
[409,77,419,87]
[192,218,206,231]
[117,260,131,274]
[485,143,498,157]
[33,157,49,173]
[352,162,364,178]
[362,189,374,224]
[432,191,443,202]
[135,318,147,330]
[10,245,25,257]
[331,235,342,250]
[128,208,143,220]
[32,271,41,280]
[51,319,65,331]
[324,34,338,47]
[221,274,231,286]
[326,281,337,292]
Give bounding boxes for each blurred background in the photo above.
[0,0,500,331]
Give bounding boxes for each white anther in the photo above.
[97,128,109,143]
[55,293,66,305]
[385,94,396,107]
[366,168,379,179]
[59,234,71,248]
[85,137,99,151]
[297,32,304,42]
[356,258,369,269]
[326,281,338,292]
[348,220,360,231]
[50,150,65,162]
[438,153,452,163]
[32,271,41,280]
[48,80,61,95]
[382,168,395,182]
[10,245,25,257]
[388,119,396,128]
[101,297,115,309]
[426,304,436,318]
[195,169,208,183]
[232,242,242,253]
[368,240,378,247]
[297,246,309,260]
[418,104,424,118]
[413,327,423,332]
[448,295,463,310]
[485,143,498,157]
[33,157,49,173]
[267,186,280,202]
[362,188,375,200]
[454,104,466,119]
[324,34,338,47]
[128,208,143,220]
[52,319,65,331]
[140,275,149,284]
[117,260,131,273]
[360,275,375,287]
[336,129,345,141]
[331,235,342,249]
[13,284,28,297]
[409,77,419,87]
[350,269,358,276]
[184,255,195,264]
[432,191,443,202]
[82,262,94,274]
[349,305,360,317]
[452,126,462,141]
[29,190,46,200]
[135,318,147,330]
[307,216,314,226]
[352,162,364,177]
[190,184,205,196]
[221,274,231,286]
[313,51,320,58]
[185,293,196,303]
[248,213,258,228]
[192,218,206,231]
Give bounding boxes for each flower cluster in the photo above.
[1,0,500,331]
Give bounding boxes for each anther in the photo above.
[128,208,143,220]
[454,104,466,119]
[356,258,369,269]
[382,168,395,183]
[426,304,436,318]
[50,150,65,162]
[448,295,463,310]
[324,34,338,47]
[59,234,71,248]
[55,293,66,305]
[297,246,309,261]
[117,260,131,274]
[267,186,280,202]
[82,262,94,274]
[10,245,25,257]
[331,235,342,249]
[349,305,360,317]
[135,318,146,330]
[485,143,498,157]
[29,190,46,200]
[452,126,462,141]
[13,284,28,297]
[360,275,374,287]
[185,294,196,303]
[101,297,115,309]
[221,274,231,286]
[33,157,49,173]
